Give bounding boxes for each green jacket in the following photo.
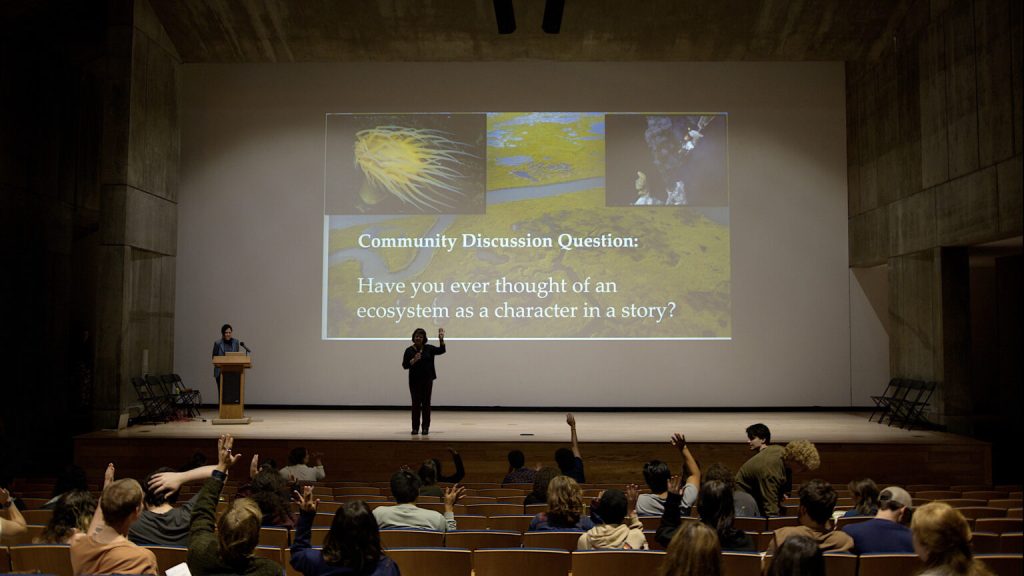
[735,445,787,517]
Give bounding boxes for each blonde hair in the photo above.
[545,475,584,527]
[783,440,820,470]
[660,522,722,576]
[911,502,993,576]
[217,497,262,563]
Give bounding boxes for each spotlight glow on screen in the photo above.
[323,112,730,340]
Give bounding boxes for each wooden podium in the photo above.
[213,352,252,424]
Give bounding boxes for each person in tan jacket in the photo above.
[577,485,648,550]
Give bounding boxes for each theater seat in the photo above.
[571,549,666,576]
[8,544,73,576]
[472,547,571,576]
[387,547,472,576]
[856,553,924,576]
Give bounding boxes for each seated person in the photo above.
[636,433,699,516]
[577,486,647,550]
[911,502,993,576]
[767,479,853,553]
[736,439,820,517]
[279,447,326,483]
[69,464,158,575]
[502,450,536,485]
[0,485,28,543]
[661,522,722,576]
[35,490,95,544]
[242,468,295,527]
[41,465,89,509]
[523,467,560,508]
[767,535,825,576]
[703,462,759,517]
[418,447,465,497]
[372,470,463,532]
[187,435,280,576]
[128,464,217,546]
[697,480,756,551]
[555,413,585,483]
[291,486,399,576]
[842,478,879,518]
[529,475,594,531]
[842,486,914,554]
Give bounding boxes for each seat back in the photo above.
[487,514,533,532]
[379,528,445,549]
[467,503,527,517]
[857,553,924,576]
[999,533,1022,553]
[387,547,472,576]
[444,530,521,551]
[258,526,290,547]
[145,545,189,573]
[975,518,1023,534]
[972,532,1002,553]
[721,551,765,576]
[521,530,584,552]
[472,547,571,576]
[9,544,74,576]
[822,552,857,576]
[734,517,767,532]
[453,514,489,530]
[956,506,1007,520]
[976,554,1024,576]
[570,550,666,576]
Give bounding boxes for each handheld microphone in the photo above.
[240,341,251,354]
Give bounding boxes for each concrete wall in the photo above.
[846,0,1022,432]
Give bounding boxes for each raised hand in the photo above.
[295,485,319,513]
[438,328,445,340]
[626,483,640,514]
[217,434,242,472]
[566,413,576,427]
[667,475,683,496]
[104,463,116,488]
[444,485,466,508]
[148,470,186,496]
[670,433,687,452]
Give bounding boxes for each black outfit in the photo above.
[655,491,755,551]
[402,342,445,433]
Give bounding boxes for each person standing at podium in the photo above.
[402,327,445,435]
[212,323,239,392]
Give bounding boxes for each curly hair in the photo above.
[545,475,583,527]
[37,490,95,544]
[248,469,293,526]
[912,502,993,576]
[782,440,820,471]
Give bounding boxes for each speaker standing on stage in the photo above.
[403,327,445,435]
[212,323,239,391]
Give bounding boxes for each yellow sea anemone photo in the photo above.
[325,114,487,215]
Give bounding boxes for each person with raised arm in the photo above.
[555,413,585,483]
[69,463,157,575]
[636,433,700,516]
[128,463,218,546]
[188,434,280,576]
[0,485,28,543]
[402,327,446,435]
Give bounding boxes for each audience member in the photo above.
[372,469,464,532]
[291,486,399,576]
[911,502,993,576]
[736,439,820,517]
[188,434,280,576]
[36,489,95,544]
[279,447,326,483]
[637,433,700,516]
[842,486,914,554]
[703,462,759,517]
[127,464,216,546]
[555,413,585,483]
[502,450,536,485]
[0,485,28,543]
[245,468,296,527]
[768,479,853,553]
[660,522,722,576]
[418,447,465,497]
[578,486,647,550]
[69,464,158,575]
[529,475,594,531]
[524,467,560,507]
[843,478,879,518]
[767,535,825,576]
[746,423,771,452]
[698,480,756,551]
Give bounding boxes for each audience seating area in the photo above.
[4,476,1021,576]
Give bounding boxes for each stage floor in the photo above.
[80,408,976,445]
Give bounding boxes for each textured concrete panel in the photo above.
[997,154,1023,236]
[889,249,940,380]
[849,207,890,267]
[944,0,981,179]
[127,28,180,201]
[919,21,950,188]
[100,24,134,185]
[100,184,128,246]
[95,244,128,420]
[936,167,1000,246]
[896,36,923,200]
[846,63,864,216]
[134,0,180,61]
[890,187,938,256]
[974,0,1015,166]
[877,56,904,206]
[125,186,177,255]
[1012,0,1023,155]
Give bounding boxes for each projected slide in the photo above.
[323,112,729,340]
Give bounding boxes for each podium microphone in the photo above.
[240,341,252,354]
